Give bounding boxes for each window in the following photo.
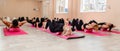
[80,0,107,12]
[56,0,68,13]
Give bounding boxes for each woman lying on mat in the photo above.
[83,22,99,32]
[83,23,93,32]
[0,17,26,32]
[88,20,99,31]
[98,22,115,31]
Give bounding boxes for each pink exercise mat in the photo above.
[3,28,27,36]
[29,25,85,39]
[77,30,109,36]
[101,30,120,34]
[111,30,120,34]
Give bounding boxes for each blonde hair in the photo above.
[93,25,99,31]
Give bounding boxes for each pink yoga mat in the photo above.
[111,31,120,34]
[3,28,27,36]
[38,28,83,39]
[101,30,120,34]
[29,25,84,39]
[77,30,109,36]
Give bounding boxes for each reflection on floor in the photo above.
[0,23,120,51]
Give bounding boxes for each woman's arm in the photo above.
[19,21,27,27]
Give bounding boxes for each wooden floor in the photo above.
[0,23,120,51]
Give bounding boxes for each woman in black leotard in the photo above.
[76,19,84,30]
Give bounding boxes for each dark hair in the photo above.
[26,17,28,19]
[36,17,39,22]
[83,23,88,29]
[54,18,56,19]
[57,18,59,20]
[47,19,51,22]
[52,20,55,23]
[20,17,25,21]
[98,22,106,25]
[76,18,79,21]
[12,19,19,27]
[41,18,45,22]
[33,17,35,19]
[109,24,114,31]
[89,20,97,24]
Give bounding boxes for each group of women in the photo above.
[70,18,115,32]
[27,17,72,36]
[26,17,115,36]
[0,17,115,36]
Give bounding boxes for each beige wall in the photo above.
[47,0,120,28]
[0,0,120,28]
[77,0,120,28]
[0,0,42,18]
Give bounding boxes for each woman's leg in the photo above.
[1,19,11,27]
[66,29,72,36]
[63,29,72,36]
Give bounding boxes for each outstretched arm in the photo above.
[19,21,27,27]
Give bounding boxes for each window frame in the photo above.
[80,0,107,12]
[56,0,69,13]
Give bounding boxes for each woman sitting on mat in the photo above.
[98,22,115,31]
[62,19,73,36]
[0,17,26,32]
[83,23,93,32]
